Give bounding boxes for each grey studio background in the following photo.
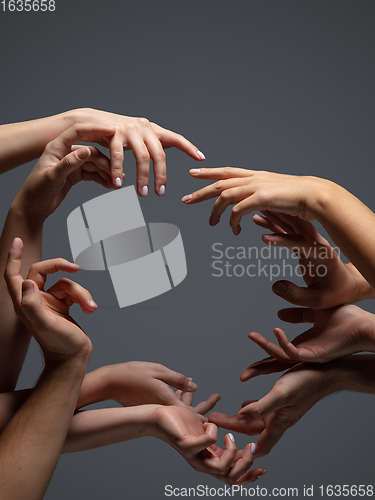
[1,1,375,499]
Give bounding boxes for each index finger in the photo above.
[189,167,255,180]
[27,258,79,289]
[47,124,116,159]
[150,123,205,161]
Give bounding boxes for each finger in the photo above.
[226,442,255,483]
[209,186,253,226]
[189,422,218,454]
[209,412,265,436]
[175,390,183,401]
[189,167,255,180]
[20,280,49,331]
[27,258,79,289]
[157,370,197,393]
[230,198,257,235]
[107,131,125,188]
[150,122,205,161]
[259,211,296,234]
[124,126,151,197]
[270,212,326,241]
[274,328,316,362]
[272,281,324,308]
[181,391,194,406]
[248,331,293,363]
[143,133,167,195]
[208,433,237,475]
[4,238,24,306]
[194,394,221,415]
[241,358,295,381]
[253,214,286,234]
[71,145,111,176]
[277,307,315,324]
[47,124,115,158]
[181,177,251,205]
[255,413,290,458]
[46,148,94,184]
[235,467,266,485]
[238,388,286,422]
[79,170,113,189]
[47,278,97,314]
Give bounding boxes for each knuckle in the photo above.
[111,150,124,161]
[155,173,167,184]
[223,166,235,177]
[138,117,150,127]
[231,204,241,215]
[153,150,166,162]
[219,190,233,202]
[139,150,150,162]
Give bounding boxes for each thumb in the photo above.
[48,147,92,184]
[272,280,320,308]
[21,280,49,331]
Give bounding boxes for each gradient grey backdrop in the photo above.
[1,1,375,499]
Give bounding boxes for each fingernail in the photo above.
[89,300,97,308]
[258,470,267,477]
[115,177,122,188]
[76,147,90,160]
[141,186,148,197]
[159,185,165,196]
[187,379,197,391]
[250,443,256,455]
[22,281,34,292]
[189,169,201,174]
[228,433,235,443]
[182,194,192,203]
[273,281,288,296]
[196,150,206,160]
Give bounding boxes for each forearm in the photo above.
[0,205,43,391]
[0,357,88,500]
[0,110,78,173]
[311,181,375,291]
[63,405,157,453]
[344,263,375,302]
[334,354,375,394]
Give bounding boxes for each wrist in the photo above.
[306,177,344,220]
[10,194,47,226]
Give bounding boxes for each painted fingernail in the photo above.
[189,169,201,174]
[258,470,267,477]
[182,194,192,203]
[187,379,197,391]
[273,281,288,296]
[159,185,165,196]
[76,147,90,159]
[196,150,206,160]
[89,300,97,308]
[250,443,256,455]
[228,433,235,443]
[141,186,148,197]
[115,177,122,188]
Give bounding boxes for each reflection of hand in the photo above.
[4,238,95,362]
[182,167,331,234]
[246,304,375,365]
[78,361,221,412]
[253,211,372,308]
[76,108,205,193]
[153,405,265,484]
[13,124,116,222]
[211,362,337,458]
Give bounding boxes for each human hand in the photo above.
[4,238,96,362]
[182,167,332,234]
[75,108,205,193]
[13,124,116,222]
[152,405,265,484]
[211,362,337,458]
[245,304,375,365]
[253,211,368,309]
[90,361,220,410]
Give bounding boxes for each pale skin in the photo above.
[182,167,375,291]
[209,354,375,458]
[0,107,206,193]
[0,239,265,492]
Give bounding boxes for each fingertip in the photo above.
[196,150,206,160]
[22,279,36,293]
[76,147,91,160]
[114,177,122,188]
[187,378,197,392]
[189,169,201,175]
